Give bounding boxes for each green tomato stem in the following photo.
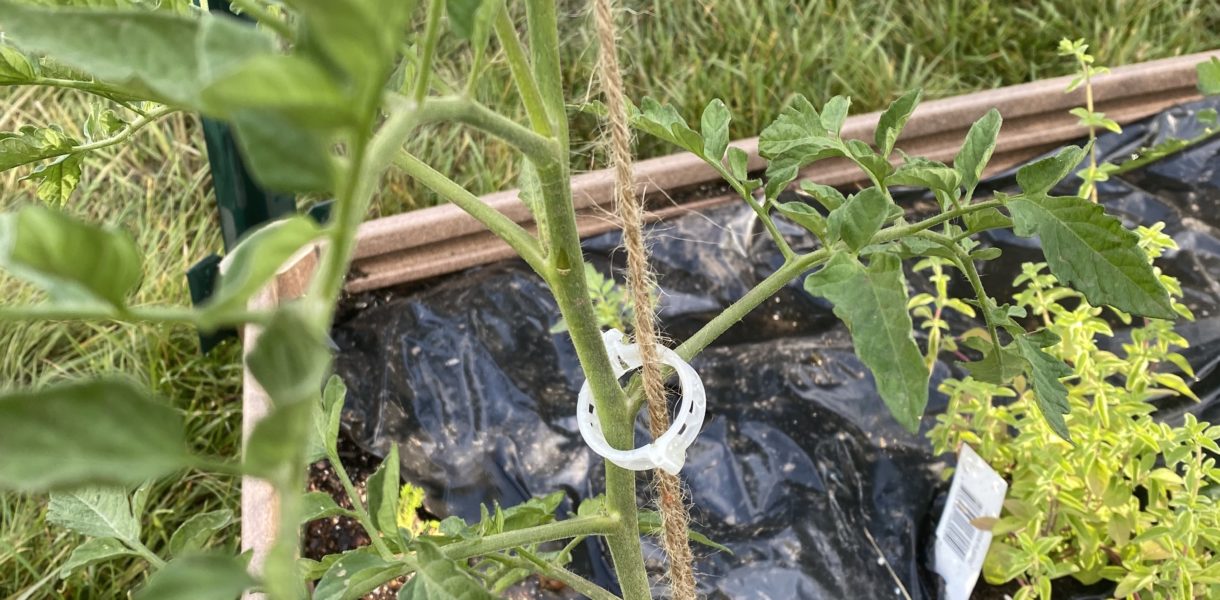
[414,0,446,103]
[441,515,618,560]
[328,446,396,560]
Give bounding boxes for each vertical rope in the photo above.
[590,0,697,598]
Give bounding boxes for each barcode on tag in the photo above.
[935,444,1007,600]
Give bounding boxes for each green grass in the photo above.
[2,0,1220,597]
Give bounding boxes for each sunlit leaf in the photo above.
[22,153,82,204]
[0,44,36,83]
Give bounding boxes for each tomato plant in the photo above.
[0,1,1181,598]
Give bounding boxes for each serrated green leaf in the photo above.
[399,540,496,600]
[700,98,731,161]
[84,107,126,142]
[0,125,78,171]
[302,491,356,523]
[827,187,890,251]
[888,158,960,196]
[231,110,334,194]
[0,2,273,107]
[135,554,256,600]
[315,547,401,600]
[367,445,403,551]
[23,153,82,204]
[1013,329,1072,441]
[775,201,827,240]
[1007,194,1175,319]
[1015,145,1087,196]
[202,216,322,322]
[0,379,189,491]
[804,252,928,430]
[247,305,331,404]
[48,486,139,542]
[0,44,36,83]
[875,89,921,156]
[759,95,842,173]
[0,205,141,308]
[1197,57,1220,96]
[245,399,314,480]
[169,509,232,556]
[820,95,850,135]
[955,109,1002,198]
[58,537,135,579]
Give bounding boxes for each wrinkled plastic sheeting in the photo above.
[332,98,1220,598]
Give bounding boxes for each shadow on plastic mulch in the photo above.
[327,98,1220,600]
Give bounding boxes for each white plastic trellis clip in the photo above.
[577,329,706,475]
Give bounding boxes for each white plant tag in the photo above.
[935,444,1007,600]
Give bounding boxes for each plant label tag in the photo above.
[934,444,1007,600]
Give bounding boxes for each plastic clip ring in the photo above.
[576,329,706,475]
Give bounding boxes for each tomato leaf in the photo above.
[954,109,1002,198]
[58,537,135,579]
[875,89,921,156]
[1013,329,1073,441]
[827,187,890,251]
[48,486,139,542]
[700,98,731,161]
[804,252,928,430]
[0,379,189,491]
[135,554,256,600]
[1007,194,1175,319]
[169,509,232,556]
[399,539,495,600]
[0,205,141,309]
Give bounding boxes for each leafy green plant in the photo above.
[1060,39,1220,203]
[930,225,1219,599]
[0,0,1183,598]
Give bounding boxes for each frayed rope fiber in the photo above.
[591,0,698,597]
